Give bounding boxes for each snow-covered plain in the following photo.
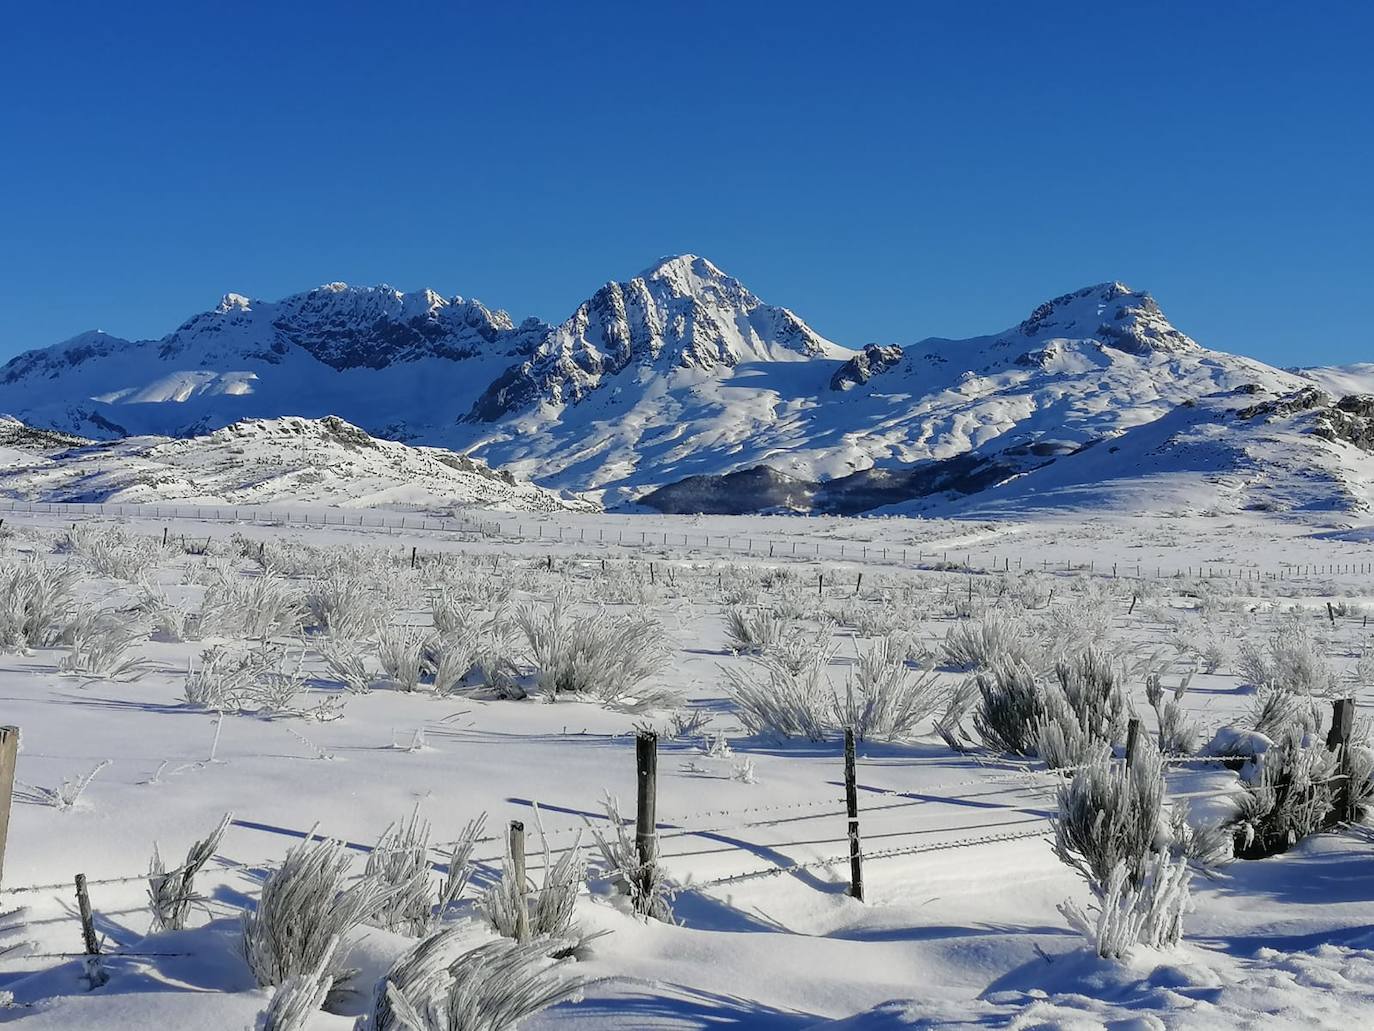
[2,505,1374,1030]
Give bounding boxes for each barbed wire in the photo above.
[691,826,1051,889]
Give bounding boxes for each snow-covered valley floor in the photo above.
[1,506,1373,1029]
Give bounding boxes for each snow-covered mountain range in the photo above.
[2,256,1370,514]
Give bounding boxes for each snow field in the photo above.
[0,508,1372,1028]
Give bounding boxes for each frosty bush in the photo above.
[1033,650,1132,768]
[1236,617,1335,695]
[202,567,306,642]
[723,648,834,741]
[0,557,77,651]
[148,812,232,932]
[481,816,585,943]
[723,606,785,655]
[971,660,1044,756]
[258,935,340,1031]
[942,612,1033,672]
[134,586,203,642]
[365,808,486,937]
[243,834,396,990]
[184,645,307,714]
[1229,735,1341,859]
[62,525,170,584]
[514,595,672,710]
[57,608,149,680]
[586,796,675,922]
[377,625,431,693]
[306,570,379,639]
[1059,850,1191,960]
[837,635,949,742]
[1145,671,1200,756]
[368,932,584,1031]
[766,618,837,676]
[1053,743,1165,891]
[319,637,378,694]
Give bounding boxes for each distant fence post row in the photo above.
[0,498,1369,582]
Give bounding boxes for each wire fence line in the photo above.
[2,498,1368,582]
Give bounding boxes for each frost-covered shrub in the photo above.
[1166,802,1233,872]
[203,568,306,642]
[1145,671,1200,756]
[514,595,672,710]
[258,935,339,1031]
[1059,850,1191,960]
[319,637,378,694]
[481,819,584,943]
[723,606,785,655]
[61,525,170,584]
[766,618,836,676]
[587,795,675,922]
[306,570,379,639]
[134,586,203,642]
[1236,617,1335,695]
[0,557,77,651]
[1033,650,1133,768]
[942,612,1033,672]
[1229,735,1340,859]
[1039,597,1115,658]
[57,608,149,680]
[243,835,395,990]
[971,660,1044,755]
[377,625,431,693]
[367,932,583,1031]
[183,644,306,714]
[837,635,949,742]
[148,812,232,932]
[723,649,835,741]
[1053,742,1165,891]
[365,808,485,937]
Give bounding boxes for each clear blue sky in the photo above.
[2,1,1370,366]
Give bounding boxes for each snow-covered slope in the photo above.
[930,386,1374,518]
[0,416,591,512]
[1,259,1359,513]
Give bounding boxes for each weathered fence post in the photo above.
[0,727,17,887]
[509,820,529,943]
[1326,602,1336,627]
[411,546,417,569]
[1125,717,1141,769]
[1327,698,1356,824]
[844,728,864,901]
[75,873,100,954]
[635,730,659,876]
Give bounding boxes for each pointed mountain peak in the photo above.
[637,253,727,283]
[216,292,253,313]
[1013,282,1196,356]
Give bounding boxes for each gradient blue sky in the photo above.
[2,1,1370,365]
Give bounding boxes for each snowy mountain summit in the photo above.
[0,257,1366,514]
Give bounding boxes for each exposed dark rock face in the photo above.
[641,453,1018,516]
[830,343,904,390]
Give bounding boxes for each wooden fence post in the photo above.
[411,546,418,569]
[509,820,529,943]
[75,873,100,954]
[635,731,659,875]
[844,728,864,901]
[0,727,16,887]
[1326,602,1337,627]
[1125,717,1141,768]
[1327,698,1356,824]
